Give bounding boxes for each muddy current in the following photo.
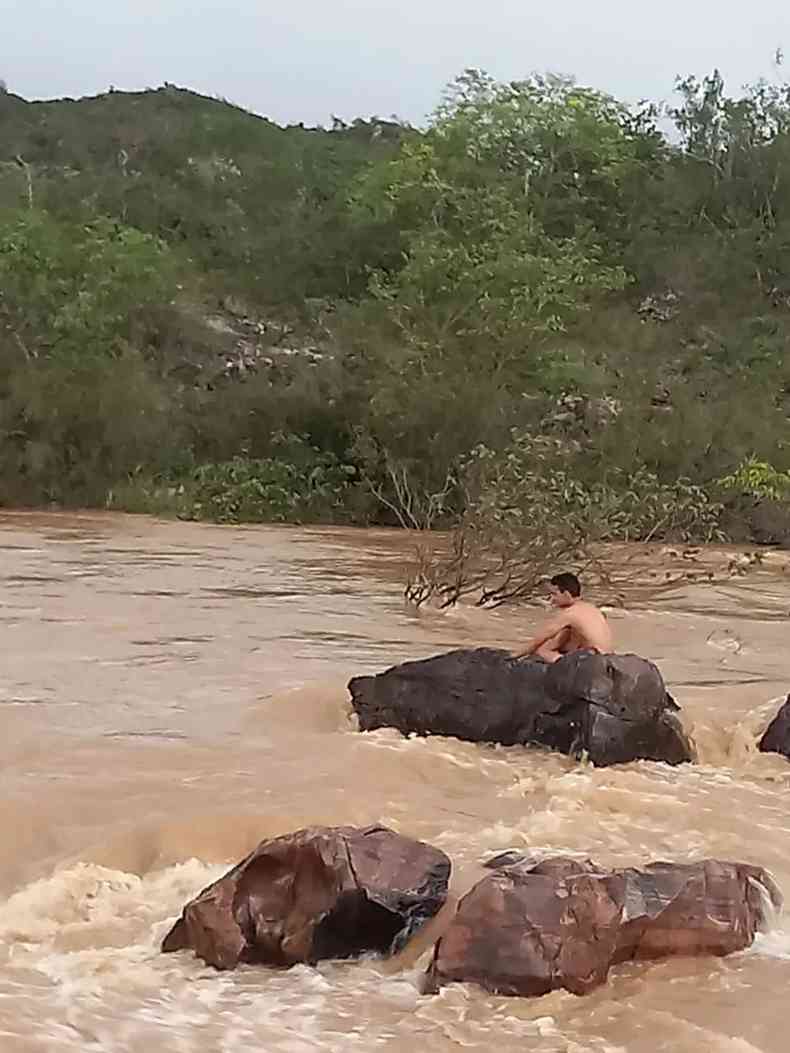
[2,511,790,1052]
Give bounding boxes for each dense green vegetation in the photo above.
[2,70,790,561]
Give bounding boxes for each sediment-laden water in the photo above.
[2,512,790,1052]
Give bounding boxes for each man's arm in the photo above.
[513,613,566,659]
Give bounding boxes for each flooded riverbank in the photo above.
[2,512,789,1052]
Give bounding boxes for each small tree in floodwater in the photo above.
[405,434,726,609]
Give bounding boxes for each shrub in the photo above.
[406,434,725,608]
[718,457,790,502]
[717,457,790,545]
[589,467,724,544]
[179,440,356,523]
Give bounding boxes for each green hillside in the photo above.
[1,72,789,547]
[0,85,403,303]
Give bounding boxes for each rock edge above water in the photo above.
[426,854,782,997]
[162,824,451,969]
[759,694,790,760]
[349,648,693,767]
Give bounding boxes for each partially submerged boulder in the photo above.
[759,695,790,760]
[162,824,450,970]
[349,648,693,767]
[426,855,781,997]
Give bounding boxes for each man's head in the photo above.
[548,572,581,608]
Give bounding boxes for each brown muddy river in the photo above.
[2,511,790,1052]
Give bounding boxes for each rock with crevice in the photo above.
[425,855,781,997]
[162,824,450,970]
[348,648,693,767]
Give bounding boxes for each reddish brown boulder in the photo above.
[614,859,780,962]
[426,856,781,997]
[162,824,450,970]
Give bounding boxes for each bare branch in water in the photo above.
[401,434,753,610]
[364,450,456,532]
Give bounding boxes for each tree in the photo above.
[352,72,662,391]
[0,209,178,361]
[0,208,182,504]
[406,434,724,609]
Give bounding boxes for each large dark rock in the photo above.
[426,855,781,998]
[349,648,693,767]
[759,695,790,759]
[162,824,450,970]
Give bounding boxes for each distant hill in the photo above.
[2,71,790,543]
[0,85,407,305]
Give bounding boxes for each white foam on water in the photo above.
[750,918,790,961]
[0,859,589,1053]
[0,859,223,950]
[1,846,788,1053]
[4,518,790,1052]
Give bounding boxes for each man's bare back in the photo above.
[514,573,612,664]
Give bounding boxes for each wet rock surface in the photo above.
[426,855,781,997]
[349,648,693,767]
[162,824,450,970]
[759,694,790,760]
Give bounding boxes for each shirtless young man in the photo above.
[514,572,612,663]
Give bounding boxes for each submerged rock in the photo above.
[348,648,693,767]
[426,856,781,997]
[758,695,790,759]
[162,824,450,970]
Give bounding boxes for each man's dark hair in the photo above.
[550,572,581,597]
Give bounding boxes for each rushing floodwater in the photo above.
[2,511,790,1052]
